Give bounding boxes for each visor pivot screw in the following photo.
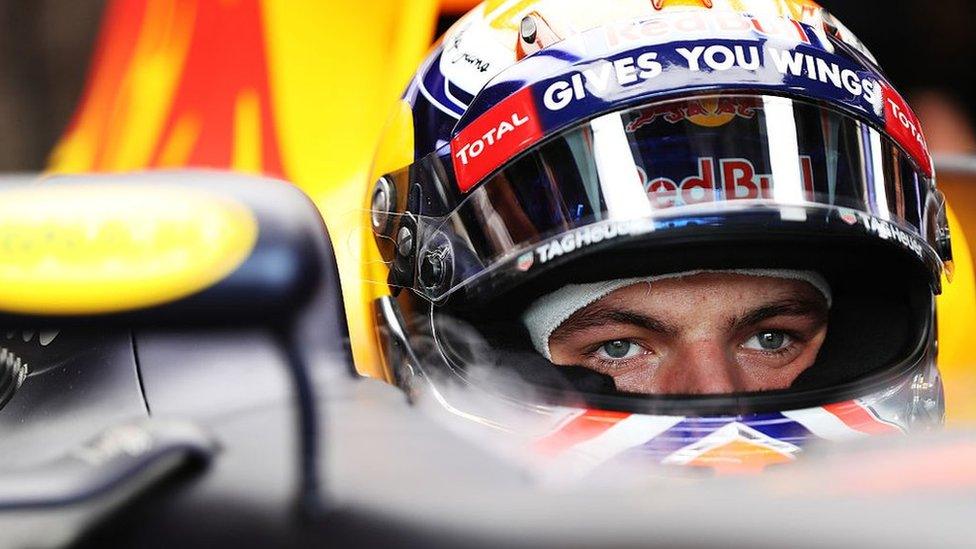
[520,16,537,45]
[421,251,446,288]
[396,226,414,258]
[371,177,395,232]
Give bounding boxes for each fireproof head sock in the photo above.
[522,269,832,361]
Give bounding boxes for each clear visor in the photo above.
[372,94,947,303]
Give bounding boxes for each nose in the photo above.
[648,339,740,395]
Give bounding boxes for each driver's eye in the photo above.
[597,340,643,360]
[742,331,792,352]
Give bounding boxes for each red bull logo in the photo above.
[640,156,815,208]
[605,10,811,49]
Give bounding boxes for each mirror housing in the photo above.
[0,171,327,327]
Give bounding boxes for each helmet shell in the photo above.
[404,0,930,190]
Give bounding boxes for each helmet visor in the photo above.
[375,94,947,303]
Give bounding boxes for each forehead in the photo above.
[599,273,820,308]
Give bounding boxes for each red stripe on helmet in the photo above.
[823,401,901,436]
[533,409,630,457]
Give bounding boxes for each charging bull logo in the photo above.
[627,97,757,131]
[640,156,815,208]
[651,0,713,9]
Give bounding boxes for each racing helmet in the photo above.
[366,0,953,474]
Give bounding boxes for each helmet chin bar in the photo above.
[372,295,942,446]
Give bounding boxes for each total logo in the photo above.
[886,98,926,151]
[453,112,530,167]
[641,156,815,208]
[451,87,544,192]
[883,87,932,176]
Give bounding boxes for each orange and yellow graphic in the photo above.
[49,0,442,374]
[51,0,281,175]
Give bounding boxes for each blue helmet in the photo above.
[369,0,951,475]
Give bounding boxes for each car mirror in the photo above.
[0,171,326,327]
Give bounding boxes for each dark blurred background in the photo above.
[0,0,105,171]
[0,0,973,172]
[822,0,976,154]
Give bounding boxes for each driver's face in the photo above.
[547,273,829,395]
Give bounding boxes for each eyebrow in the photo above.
[551,306,678,342]
[550,297,828,342]
[730,299,828,331]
